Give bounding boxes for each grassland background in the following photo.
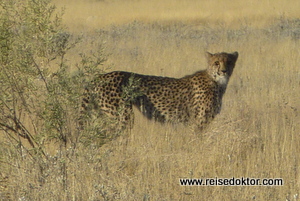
[1,0,300,200]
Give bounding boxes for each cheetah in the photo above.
[81,51,238,130]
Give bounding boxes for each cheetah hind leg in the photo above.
[116,104,134,130]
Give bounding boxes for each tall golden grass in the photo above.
[1,0,300,200]
[53,0,300,31]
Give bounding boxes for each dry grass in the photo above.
[1,0,300,200]
[53,0,300,31]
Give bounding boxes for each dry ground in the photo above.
[1,0,300,200]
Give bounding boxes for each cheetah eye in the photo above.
[214,61,220,66]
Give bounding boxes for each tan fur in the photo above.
[81,51,238,130]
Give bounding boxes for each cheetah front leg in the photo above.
[191,99,216,132]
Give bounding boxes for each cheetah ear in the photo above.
[206,52,213,59]
[231,51,239,60]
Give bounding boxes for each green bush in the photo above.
[0,0,108,193]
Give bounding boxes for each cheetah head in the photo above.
[206,51,239,86]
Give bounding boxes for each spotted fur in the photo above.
[81,51,238,130]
